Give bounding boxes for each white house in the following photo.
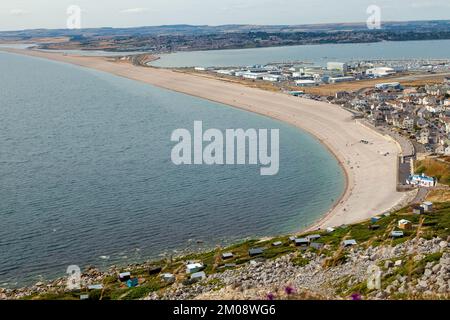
[406,173,436,188]
[419,129,430,144]
[402,118,415,130]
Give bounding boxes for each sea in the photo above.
[0,51,344,287]
[151,39,450,68]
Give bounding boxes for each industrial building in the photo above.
[295,79,318,87]
[328,76,355,84]
[366,67,396,78]
[327,62,348,72]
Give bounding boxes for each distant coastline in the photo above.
[1,20,449,54]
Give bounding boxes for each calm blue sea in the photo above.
[0,52,344,287]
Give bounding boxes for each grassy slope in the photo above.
[26,202,450,300]
[415,158,450,186]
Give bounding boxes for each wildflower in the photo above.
[351,293,362,300]
[285,286,295,295]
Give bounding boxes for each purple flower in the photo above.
[285,286,295,295]
[267,293,275,300]
[351,293,362,300]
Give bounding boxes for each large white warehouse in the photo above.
[366,67,396,78]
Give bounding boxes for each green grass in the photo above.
[292,255,310,267]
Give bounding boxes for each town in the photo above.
[177,58,450,186]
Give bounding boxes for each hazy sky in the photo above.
[0,0,449,31]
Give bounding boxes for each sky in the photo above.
[0,0,449,31]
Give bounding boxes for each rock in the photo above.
[432,264,441,273]
[384,261,394,268]
[424,269,433,277]
[438,285,448,294]
[394,260,402,267]
[369,254,379,261]
[417,280,428,289]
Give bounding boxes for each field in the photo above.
[415,158,450,186]
[427,189,450,202]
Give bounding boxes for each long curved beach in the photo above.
[2,48,414,229]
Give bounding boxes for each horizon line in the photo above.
[1,18,449,34]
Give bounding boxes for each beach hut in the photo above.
[326,227,335,233]
[422,202,433,212]
[289,236,296,242]
[368,224,380,230]
[342,239,357,247]
[398,219,412,230]
[126,278,139,288]
[371,216,381,223]
[221,252,234,260]
[119,272,131,282]
[391,231,404,238]
[294,238,310,247]
[412,205,424,215]
[88,284,103,291]
[272,241,283,247]
[307,234,321,241]
[186,262,204,274]
[80,294,89,300]
[191,271,206,282]
[249,248,264,257]
[148,266,162,275]
[161,273,175,284]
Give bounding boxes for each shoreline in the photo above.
[1,48,411,229]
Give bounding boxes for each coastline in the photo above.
[1,47,412,231]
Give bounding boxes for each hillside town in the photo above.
[330,75,450,156]
[190,60,450,157]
